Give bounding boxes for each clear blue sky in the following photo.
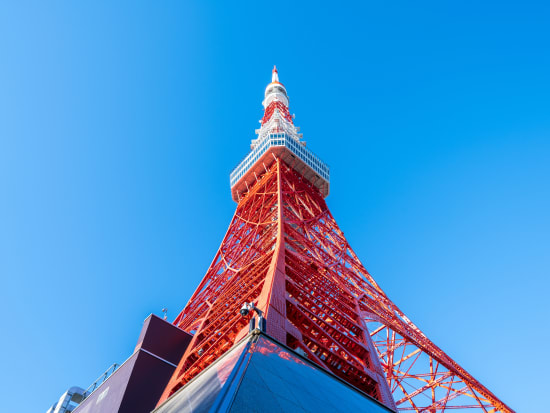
[0,2,548,412]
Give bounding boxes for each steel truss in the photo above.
[158,158,512,412]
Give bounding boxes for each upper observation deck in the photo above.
[230,132,330,201]
[229,67,330,202]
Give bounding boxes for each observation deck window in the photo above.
[230,133,330,189]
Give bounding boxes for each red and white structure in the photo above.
[157,67,513,412]
[230,66,329,201]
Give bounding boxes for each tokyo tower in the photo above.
[154,67,513,413]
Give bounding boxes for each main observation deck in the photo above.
[230,132,330,202]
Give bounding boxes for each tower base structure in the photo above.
[154,331,395,413]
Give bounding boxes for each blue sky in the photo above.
[0,2,548,412]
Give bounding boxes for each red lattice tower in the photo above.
[158,67,513,412]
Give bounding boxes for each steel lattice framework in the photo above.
[261,100,293,125]
[158,160,512,412]
[158,67,513,412]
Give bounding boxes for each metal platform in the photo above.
[230,133,330,202]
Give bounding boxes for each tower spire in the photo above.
[272,65,279,82]
[231,66,329,202]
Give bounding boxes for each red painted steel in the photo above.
[158,159,395,409]
[157,156,513,412]
[158,66,512,411]
[261,100,293,125]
